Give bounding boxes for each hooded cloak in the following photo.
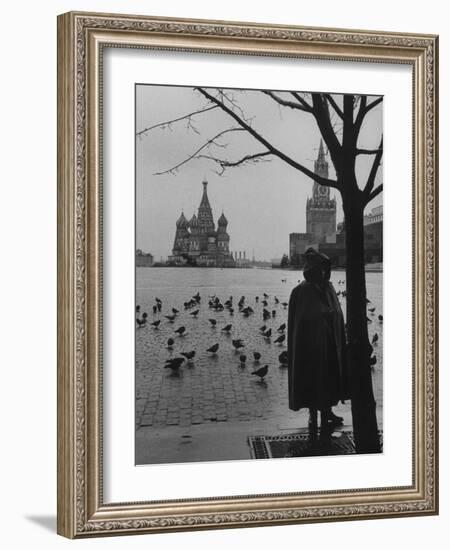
[287,248,349,411]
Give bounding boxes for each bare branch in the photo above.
[354,96,383,138]
[366,184,383,203]
[153,128,244,176]
[325,94,344,119]
[356,147,383,155]
[217,90,253,124]
[354,95,368,134]
[364,97,383,115]
[363,136,383,199]
[262,90,308,111]
[136,105,218,137]
[310,94,342,161]
[291,92,313,112]
[197,151,273,175]
[196,87,339,189]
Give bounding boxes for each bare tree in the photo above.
[138,87,383,453]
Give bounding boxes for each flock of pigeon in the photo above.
[135,290,292,382]
[135,279,383,381]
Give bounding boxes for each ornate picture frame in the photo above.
[57,11,438,538]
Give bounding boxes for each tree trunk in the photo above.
[343,193,381,453]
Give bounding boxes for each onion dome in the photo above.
[176,212,188,228]
[218,212,228,226]
[189,214,199,228]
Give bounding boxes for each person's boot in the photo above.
[308,408,318,439]
[320,408,343,430]
[328,409,344,425]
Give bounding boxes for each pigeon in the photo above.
[263,293,269,298]
[274,334,286,345]
[253,351,261,362]
[189,309,199,317]
[150,319,161,328]
[368,307,376,313]
[262,300,268,307]
[172,307,179,315]
[167,338,174,348]
[274,297,279,304]
[209,318,217,326]
[251,365,269,381]
[181,351,196,361]
[279,350,288,365]
[232,339,244,350]
[239,354,247,365]
[164,357,185,371]
[370,355,377,367]
[152,305,158,314]
[262,328,272,338]
[367,317,372,323]
[221,324,233,333]
[174,326,186,335]
[378,314,383,322]
[206,343,219,354]
[277,323,286,332]
[272,310,276,317]
[365,298,371,304]
[281,302,288,308]
[165,314,176,322]
[136,305,141,314]
[372,333,379,344]
[136,317,147,327]
[259,325,267,333]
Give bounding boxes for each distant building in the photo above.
[364,204,383,226]
[362,205,383,263]
[168,179,236,267]
[232,250,251,268]
[290,233,314,266]
[136,249,154,267]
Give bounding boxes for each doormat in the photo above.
[248,431,383,459]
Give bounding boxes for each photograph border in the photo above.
[57,11,438,538]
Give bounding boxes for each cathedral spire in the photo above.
[198,178,215,230]
[200,178,211,210]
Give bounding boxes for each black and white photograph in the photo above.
[135,84,383,465]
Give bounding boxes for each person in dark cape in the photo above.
[287,247,350,432]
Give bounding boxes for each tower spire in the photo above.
[318,139,325,161]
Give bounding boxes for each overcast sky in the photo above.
[136,85,382,261]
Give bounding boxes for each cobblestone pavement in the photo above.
[135,268,383,462]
